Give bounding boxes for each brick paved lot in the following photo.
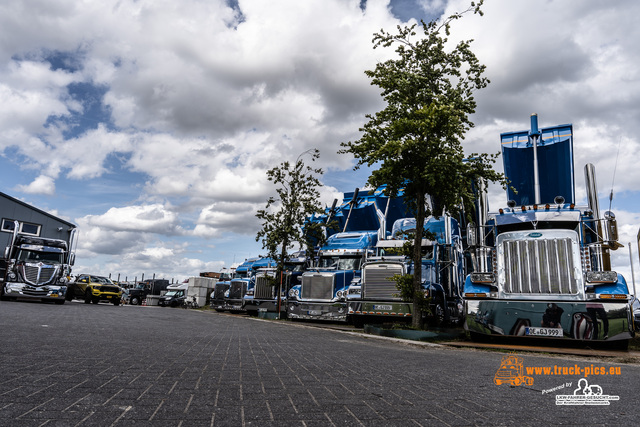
[1,300,638,426]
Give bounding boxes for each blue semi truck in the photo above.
[243,251,307,316]
[347,215,466,327]
[287,186,408,322]
[463,114,634,345]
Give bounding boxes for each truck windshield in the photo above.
[17,250,63,264]
[317,256,361,270]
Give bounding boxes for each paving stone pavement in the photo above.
[1,299,638,426]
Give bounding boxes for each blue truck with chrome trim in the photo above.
[214,257,274,313]
[347,215,466,327]
[243,251,307,317]
[288,231,377,321]
[288,186,408,322]
[463,114,634,345]
[211,258,257,312]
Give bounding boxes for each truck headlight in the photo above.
[470,272,495,284]
[586,271,617,283]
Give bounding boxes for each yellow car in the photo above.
[66,274,122,305]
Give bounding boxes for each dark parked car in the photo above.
[633,297,640,332]
[159,289,186,307]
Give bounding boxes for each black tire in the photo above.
[65,284,75,301]
[113,300,120,306]
[350,316,365,328]
[130,296,140,306]
[469,331,491,342]
[159,301,165,307]
[84,291,92,304]
[55,299,65,305]
[430,298,446,327]
[92,298,100,304]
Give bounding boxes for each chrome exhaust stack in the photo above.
[468,178,491,272]
[584,163,614,270]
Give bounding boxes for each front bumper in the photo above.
[287,301,347,321]
[243,297,286,314]
[88,292,121,301]
[222,298,245,312]
[465,299,634,341]
[348,301,413,318]
[3,282,66,301]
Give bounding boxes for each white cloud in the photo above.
[1,0,640,281]
[15,175,56,195]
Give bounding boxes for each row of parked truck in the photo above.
[211,115,636,346]
[0,115,636,346]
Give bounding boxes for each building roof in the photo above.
[0,191,76,229]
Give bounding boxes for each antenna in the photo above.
[608,136,622,212]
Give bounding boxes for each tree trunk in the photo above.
[412,192,426,329]
[277,240,288,319]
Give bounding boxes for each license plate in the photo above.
[373,305,392,311]
[525,327,563,337]
[50,294,58,298]
[308,310,321,315]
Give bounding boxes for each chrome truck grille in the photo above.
[362,264,403,300]
[502,237,578,295]
[20,264,59,286]
[213,283,229,299]
[301,274,333,300]
[254,276,274,299]
[229,281,247,299]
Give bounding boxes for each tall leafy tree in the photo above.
[256,149,325,312]
[340,1,503,328]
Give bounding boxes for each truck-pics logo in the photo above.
[494,353,534,386]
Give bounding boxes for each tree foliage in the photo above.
[339,1,504,328]
[256,149,325,276]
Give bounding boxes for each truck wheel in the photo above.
[431,298,446,326]
[113,300,120,306]
[84,293,92,304]
[55,299,65,305]
[351,316,365,328]
[130,296,140,305]
[92,298,100,304]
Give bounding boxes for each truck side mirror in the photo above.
[603,211,619,243]
[466,223,478,247]
[69,253,76,266]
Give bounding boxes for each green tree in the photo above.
[256,149,325,314]
[339,1,503,328]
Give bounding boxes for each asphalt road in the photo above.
[1,300,639,426]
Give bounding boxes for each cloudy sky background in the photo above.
[1,0,639,290]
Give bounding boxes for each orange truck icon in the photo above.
[494,354,534,386]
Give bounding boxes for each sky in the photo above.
[1,0,639,290]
